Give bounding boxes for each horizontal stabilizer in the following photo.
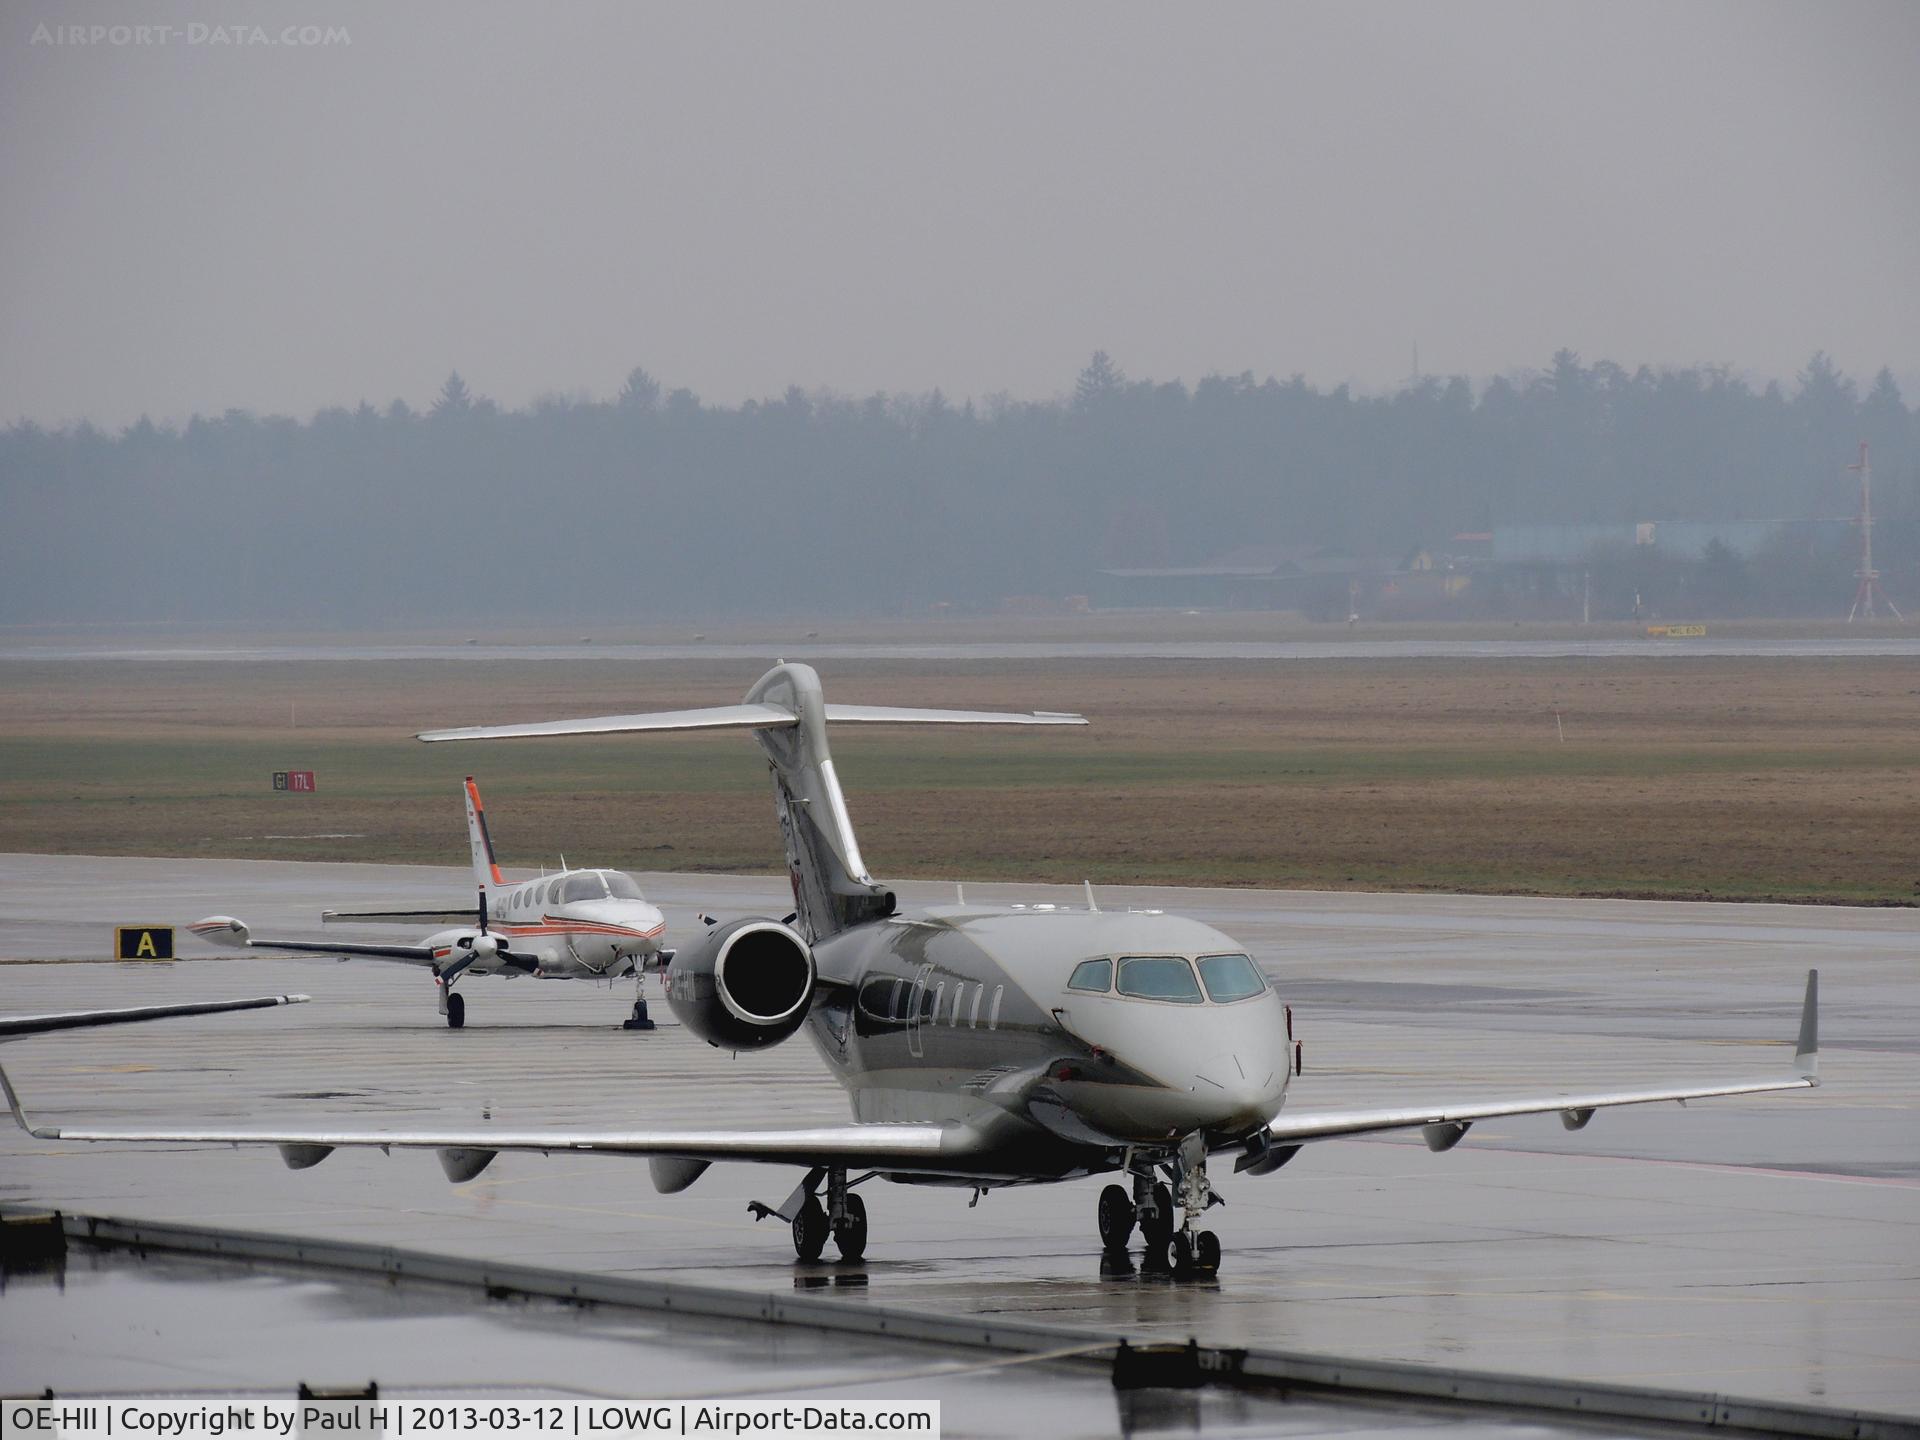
[420,701,1085,742]
[822,704,1087,726]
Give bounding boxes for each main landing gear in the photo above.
[752,1165,869,1262]
[435,972,467,1029]
[1099,1135,1221,1276]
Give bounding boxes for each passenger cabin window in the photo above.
[1117,956,1204,1004]
[988,985,1005,1030]
[1067,959,1112,993]
[601,871,647,900]
[931,982,946,1023]
[561,873,607,903]
[969,985,984,1028]
[1198,953,1268,1003]
[950,983,965,1025]
[890,978,906,1019]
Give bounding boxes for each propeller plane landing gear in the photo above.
[444,991,466,1029]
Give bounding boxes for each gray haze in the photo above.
[2,0,1917,428]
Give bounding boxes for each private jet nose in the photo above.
[1061,982,1289,1143]
[1190,1046,1289,1130]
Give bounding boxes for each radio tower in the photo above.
[1846,441,1903,621]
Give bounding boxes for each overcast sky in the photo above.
[3,0,1916,427]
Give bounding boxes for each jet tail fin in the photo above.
[420,665,1087,940]
[463,776,505,891]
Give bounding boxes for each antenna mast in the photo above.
[1846,442,1903,622]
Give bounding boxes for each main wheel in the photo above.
[1097,1184,1136,1251]
[792,1196,829,1261]
[1194,1230,1221,1273]
[833,1192,868,1261]
[445,992,466,1029]
[1141,1182,1175,1249]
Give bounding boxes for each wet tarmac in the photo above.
[1,855,1915,1418]
[0,1247,1662,1439]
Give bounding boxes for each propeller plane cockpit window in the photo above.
[601,871,648,900]
[561,873,608,903]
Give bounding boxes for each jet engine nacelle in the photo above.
[666,917,815,1050]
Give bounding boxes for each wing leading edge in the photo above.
[0,1069,984,1182]
[0,994,308,1041]
[1251,969,1819,1157]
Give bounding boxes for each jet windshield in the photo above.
[1116,956,1204,1004]
[1067,959,1112,992]
[1197,952,1267,1002]
[600,871,647,900]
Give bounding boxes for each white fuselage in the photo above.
[430,869,665,980]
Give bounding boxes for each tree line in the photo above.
[2,350,1913,624]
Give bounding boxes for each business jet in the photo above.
[189,777,666,1029]
[1,664,1818,1275]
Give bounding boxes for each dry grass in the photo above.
[2,656,1916,903]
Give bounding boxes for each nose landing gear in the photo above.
[1096,1140,1220,1276]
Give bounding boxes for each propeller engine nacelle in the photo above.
[666,917,815,1050]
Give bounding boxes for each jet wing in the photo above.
[0,994,308,1041]
[0,1066,982,1180]
[1242,970,1819,1166]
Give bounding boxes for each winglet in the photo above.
[0,1059,46,1136]
[1795,968,1818,1081]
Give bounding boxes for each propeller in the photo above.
[444,887,522,980]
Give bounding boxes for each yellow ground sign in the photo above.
[115,925,174,960]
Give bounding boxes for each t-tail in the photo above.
[419,662,1086,940]
[464,775,505,895]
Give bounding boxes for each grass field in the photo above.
[2,655,1917,903]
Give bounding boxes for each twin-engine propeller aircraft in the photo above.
[3,664,1819,1276]
[190,777,666,1029]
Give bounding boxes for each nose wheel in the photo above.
[1099,1143,1221,1276]
[444,991,465,1029]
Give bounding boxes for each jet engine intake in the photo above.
[667,917,815,1049]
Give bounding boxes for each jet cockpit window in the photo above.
[1067,959,1113,993]
[600,871,646,900]
[1198,952,1268,1003]
[560,873,607,903]
[1116,956,1204,1004]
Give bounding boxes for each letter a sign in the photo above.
[116,926,175,960]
